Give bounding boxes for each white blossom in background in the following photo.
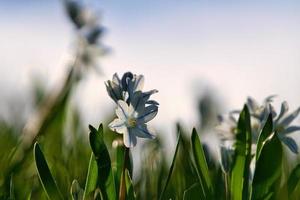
[216,95,300,155]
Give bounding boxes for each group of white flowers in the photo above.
[105,72,159,147]
[216,95,300,172]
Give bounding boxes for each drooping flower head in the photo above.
[106,72,158,147]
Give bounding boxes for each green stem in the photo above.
[119,147,129,200]
[224,173,230,200]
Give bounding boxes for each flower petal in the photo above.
[109,118,126,133]
[275,101,289,123]
[112,73,121,85]
[281,136,298,154]
[105,81,120,102]
[135,125,155,139]
[281,126,300,135]
[131,92,145,114]
[146,100,159,106]
[133,75,144,91]
[138,105,158,123]
[278,107,300,127]
[263,95,277,104]
[116,100,129,119]
[247,97,259,112]
[124,129,137,148]
[142,89,158,102]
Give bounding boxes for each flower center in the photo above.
[127,117,137,128]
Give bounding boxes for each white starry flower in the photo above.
[108,93,158,148]
[217,96,300,154]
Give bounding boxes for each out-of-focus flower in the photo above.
[109,98,157,147]
[64,0,107,72]
[76,37,105,70]
[216,96,300,154]
[220,140,235,174]
[64,0,98,29]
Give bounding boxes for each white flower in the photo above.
[217,96,300,154]
[105,72,158,106]
[108,97,157,148]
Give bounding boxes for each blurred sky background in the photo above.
[1,0,300,142]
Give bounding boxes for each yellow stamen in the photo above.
[127,118,137,128]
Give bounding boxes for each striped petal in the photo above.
[135,124,155,139]
[109,118,126,133]
[138,105,158,123]
[116,100,129,120]
[124,129,137,148]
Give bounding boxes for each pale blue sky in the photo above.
[1,0,300,143]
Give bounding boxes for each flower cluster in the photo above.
[105,72,159,147]
[64,0,107,69]
[216,96,300,154]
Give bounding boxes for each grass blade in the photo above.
[83,153,98,199]
[256,113,273,161]
[89,124,117,200]
[251,133,282,200]
[125,169,136,200]
[33,142,63,200]
[288,164,300,196]
[183,183,202,200]
[159,133,181,200]
[230,105,252,200]
[9,174,15,200]
[191,128,213,198]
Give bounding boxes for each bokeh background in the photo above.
[2,0,300,142]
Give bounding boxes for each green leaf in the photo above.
[33,142,63,200]
[125,169,136,200]
[9,174,15,200]
[83,153,98,199]
[26,192,32,200]
[183,183,203,200]
[191,128,213,198]
[288,164,300,196]
[159,133,181,200]
[251,133,283,200]
[256,113,273,161]
[89,124,117,200]
[70,180,83,200]
[231,105,252,200]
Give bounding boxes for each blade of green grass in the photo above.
[231,105,252,200]
[9,174,15,200]
[33,142,63,200]
[251,132,282,200]
[89,124,116,200]
[191,128,213,198]
[159,133,181,200]
[183,183,202,200]
[256,113,273,161]
[125,169,136,200]
[288,164,300,196]
[83,153,98,199]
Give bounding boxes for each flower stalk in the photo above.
[119,147,130,200]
